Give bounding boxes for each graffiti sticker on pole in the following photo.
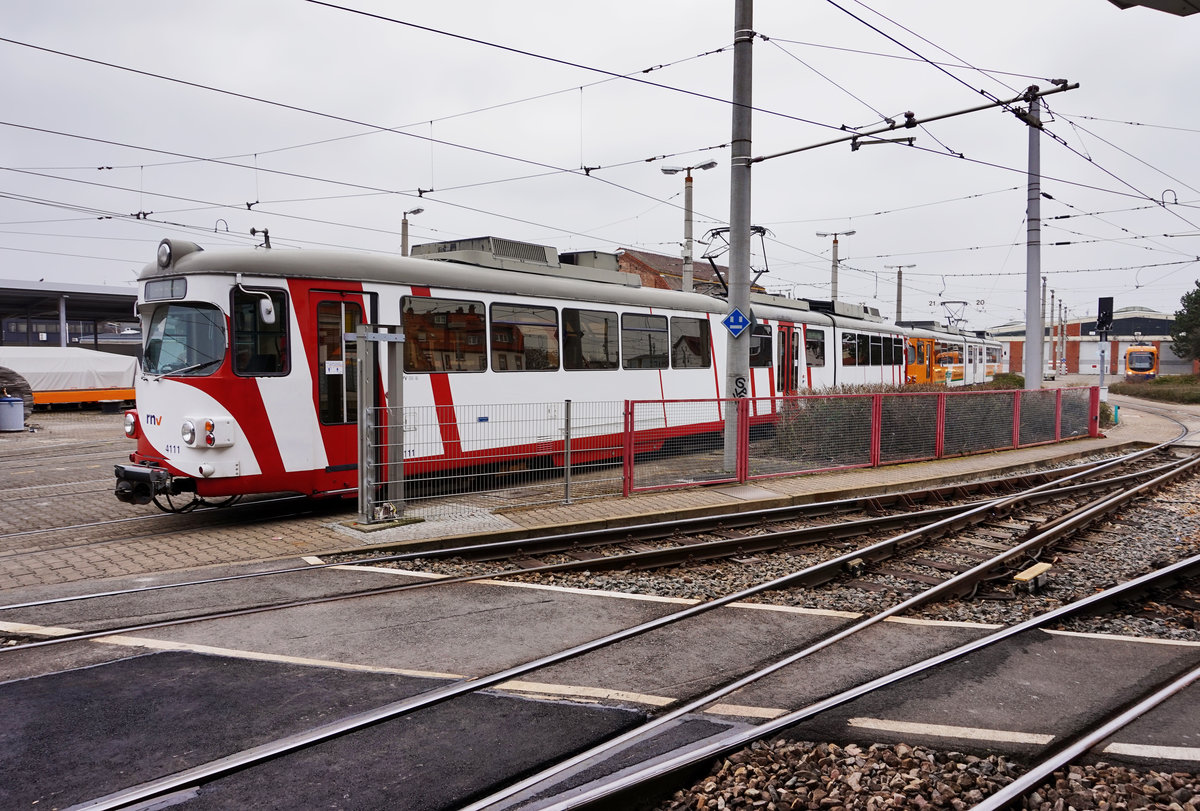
[722,308,750,338]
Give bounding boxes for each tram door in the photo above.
[777,324,801,395]
[311,293,365,486]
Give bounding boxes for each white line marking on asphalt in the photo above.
[706,703,788,719]
[847,717,1055,744]
[1044,629,1200,647]
[1102,742,1200,761]
[499,680,674,707]
[100,636,465,679]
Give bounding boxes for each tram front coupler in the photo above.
[113,463,192,505]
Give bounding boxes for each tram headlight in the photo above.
[181,419,197,446]
[123,411,139,439]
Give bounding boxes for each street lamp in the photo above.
[816,230,855,301]
[662,160,718,293]
[402,207,424,256]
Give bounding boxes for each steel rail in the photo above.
[0,485,1016,613]
[0,451,1137,612]
[505,457,1200,811]
[972,662,1200,811]
[61,453,1198,811]
[4,449,1183,650]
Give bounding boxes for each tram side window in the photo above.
[889,337,904,365]
[143,303,225,376]
[491,303,559,372]
[563,308,619,370]
[402,296,486,373]
[805,329,825,367]
[869,335,883,365]
[232,288,289,376]
[622,314,669,369]
[935,340,958,366]
[842,332,858,366]
[749,324,772,368]
[671,317,711,368]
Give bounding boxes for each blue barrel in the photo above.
[0,396,23,432]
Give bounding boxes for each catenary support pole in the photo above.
[1022,90,1045,389]
[722,0,753,473]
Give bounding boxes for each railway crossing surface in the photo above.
[1,392,1197,809]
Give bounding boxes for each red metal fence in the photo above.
[626,386,1100,494]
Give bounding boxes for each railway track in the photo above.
[526,554,1200,811]
[1,447,1185,648]
[5,443,1199,809]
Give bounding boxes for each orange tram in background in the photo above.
[1124,343,1158,382]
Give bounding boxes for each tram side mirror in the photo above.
[259,297,276,325]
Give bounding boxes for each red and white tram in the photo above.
[114,236,998,506]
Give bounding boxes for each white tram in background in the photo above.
[114,237,1000,506]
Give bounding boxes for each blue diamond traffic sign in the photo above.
[722,308,751,338]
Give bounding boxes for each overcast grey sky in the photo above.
[2,0,1197,331]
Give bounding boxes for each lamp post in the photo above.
[401,207,424,257]
[661,160,718,293]
[816,230,855,301]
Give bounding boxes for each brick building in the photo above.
[992,305,1195,378]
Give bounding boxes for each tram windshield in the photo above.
[1127,351,1155,371]
[143,303,225,376]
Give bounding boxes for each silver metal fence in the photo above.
[626,399,734,492]
[362,397,626,522]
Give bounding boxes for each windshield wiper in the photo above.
[144,358,221,382]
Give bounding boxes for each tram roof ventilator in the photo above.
[809,299,883,322]
[412,236,641,288]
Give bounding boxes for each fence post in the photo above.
[563,399,572,504]
[737,398,750,483]
[356,327,374,523]
[385,329,405,516]
[1012,391,1022,449]
[935,392,946,459]
[1089,386,1102,437]
[1054,389,1063,442]
[870,393,883,468]
[622,401,634,498]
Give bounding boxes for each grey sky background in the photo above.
[2,0,1197,331]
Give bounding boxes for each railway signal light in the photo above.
[1097,297,1113,331]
